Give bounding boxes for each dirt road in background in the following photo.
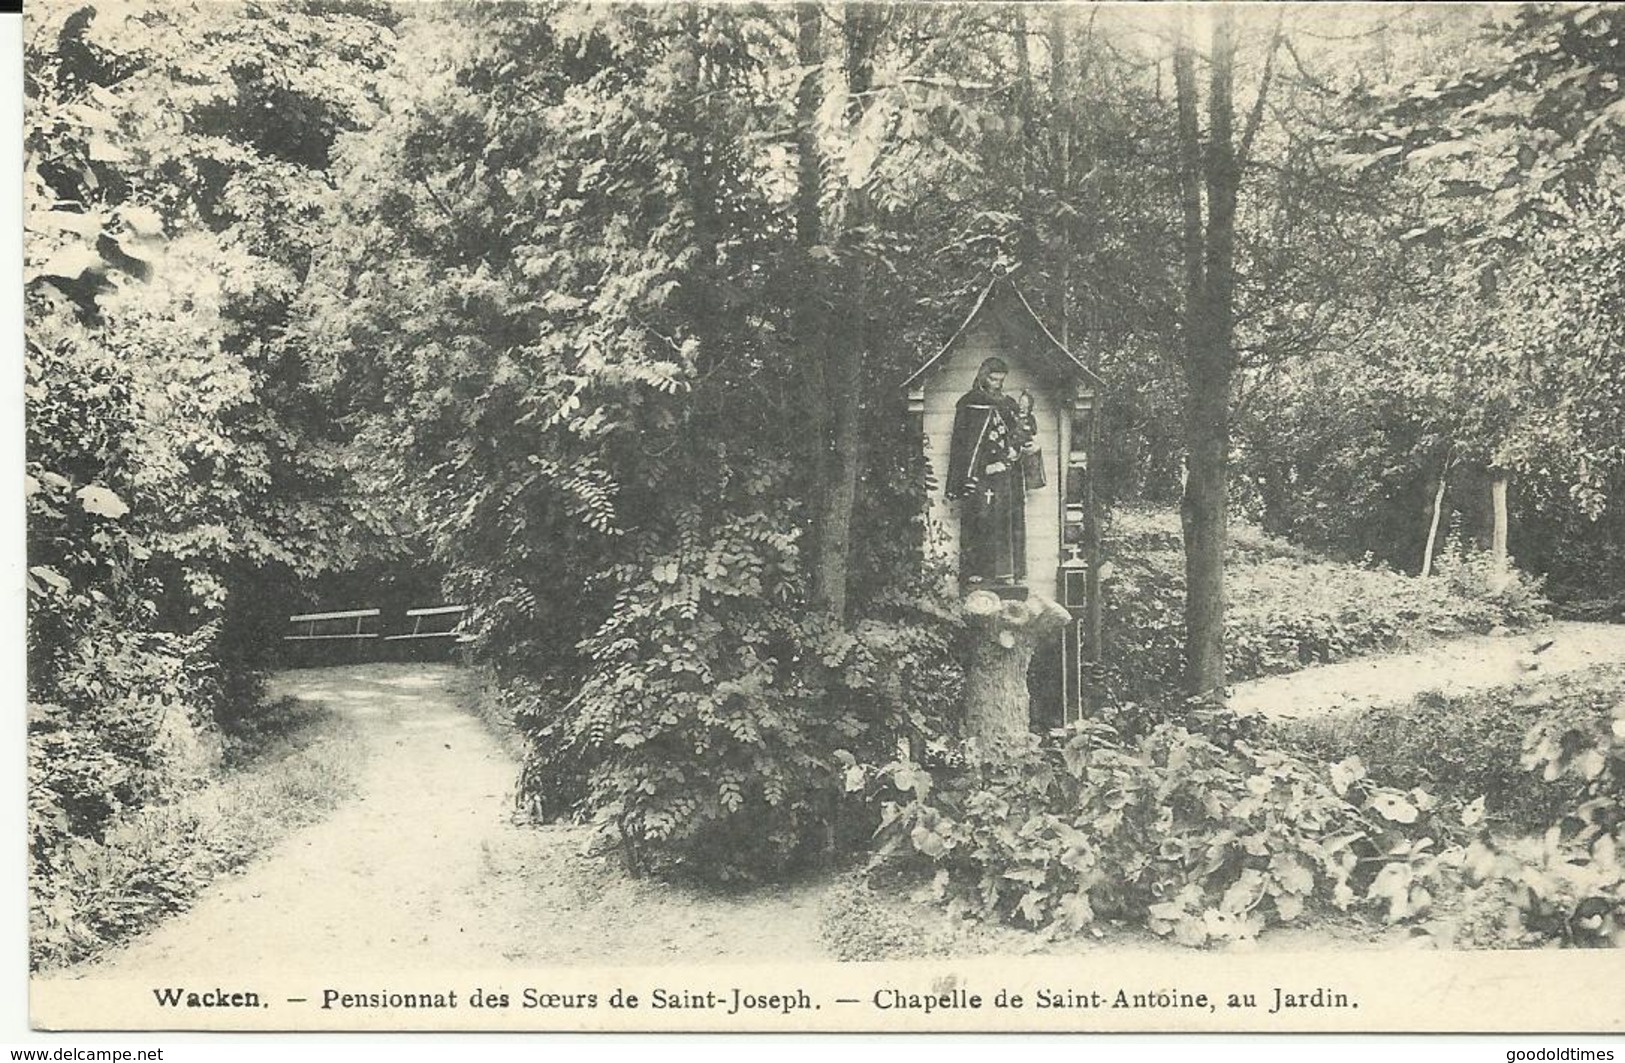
[74,664,828,978]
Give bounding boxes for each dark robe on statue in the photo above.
[946,387,1035,586]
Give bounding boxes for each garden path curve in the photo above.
[70,663,828,979]
[1230,620,1625,720]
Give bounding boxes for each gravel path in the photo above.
[1230,620,1625,720]
[72,664,828,978]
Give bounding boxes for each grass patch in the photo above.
[1269,663,1625,832]
[31,697,363,972]
[218,693,337,767]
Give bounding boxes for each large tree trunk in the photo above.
[792,4,823,255]
[1013,6,1037,268]
[1180,364,1229,702]
[1173,12,1239,704]
[1048,10,1071,327]
[680,11,721,365]
[1170,11,1277,705]
[813,310,865,620]
[793,0,828,516]
[809,3,877,621]
[961,591,1072,753]
[796,1,835,611]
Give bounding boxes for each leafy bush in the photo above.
[1274,665,1625,833]
[1522,508,1625,618]
[28,625,224,862]
[1455,697,1625,948]
[1430,531,1549,630]
[515,505,963,883]
[861,721,1464,948]
[1101,508,1548,705]
[1093,695,1271,750]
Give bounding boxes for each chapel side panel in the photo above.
[1026,386,1061,598]
[1057,401,1074,575]
[923,404,959,573]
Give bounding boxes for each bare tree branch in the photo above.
[1280,35,1339,99]
[1237,14,1284,172]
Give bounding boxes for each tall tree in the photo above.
[1173,8,1278,701]
[808,2,882,620]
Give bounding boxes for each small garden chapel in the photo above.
[903,275,1107,729]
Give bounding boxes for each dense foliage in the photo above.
[1277,665,1625,835]
[863,722,1466,946]
[858,691,1625,949]
[1236,4,1625,598]
[298,4,1003,878]
[1457,696,1625,948]
[517,507,962,879]
[32,697,359,971]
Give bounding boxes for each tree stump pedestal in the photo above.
[961,589,1073,754]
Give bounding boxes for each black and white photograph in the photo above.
[19,0,1625,1037]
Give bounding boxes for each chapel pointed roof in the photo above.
[901,274,1106,391]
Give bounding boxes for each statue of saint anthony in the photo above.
[946,357,1040,588]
